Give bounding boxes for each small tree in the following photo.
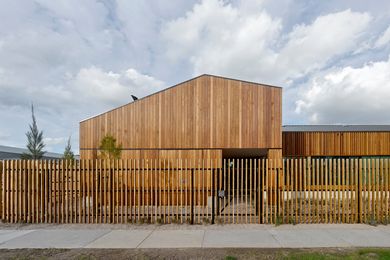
[98,134,122,159]
[63,136,75,160]
[21,104,45,159]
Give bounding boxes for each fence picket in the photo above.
[227,159,231,224]
[261,159,265,224]
[377,159,380,223]
[0,158,389,225]
[345,159,349,223]
[232,158,235,224]
[386,159,389,223]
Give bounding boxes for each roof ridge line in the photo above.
[80,74,281,123]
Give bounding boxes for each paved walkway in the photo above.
[0,224,390,248]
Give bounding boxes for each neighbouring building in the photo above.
[282,125,390,158]
[0,145,65,160]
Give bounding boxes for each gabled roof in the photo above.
[283,125,390,132]
[80,74,281,123]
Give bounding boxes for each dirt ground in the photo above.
[0,248,389,260]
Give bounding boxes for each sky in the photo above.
[0,0,390,154]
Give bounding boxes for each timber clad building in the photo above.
[80,75,282,161]
[283,125,390,157]
[80,75,390,160]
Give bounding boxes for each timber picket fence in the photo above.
[1,158,389,224]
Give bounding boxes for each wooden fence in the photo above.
[0,160,2,218]
[1,158,389,224]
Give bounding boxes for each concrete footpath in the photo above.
[0,224,390,249]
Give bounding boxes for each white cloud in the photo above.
[296,56,390,124]
[0,0,168,152]
[162,1,371,85]
[68,66,164,110]
[162,0,281,83]
[0,0,389,153]
[277,9,371,79]
[375,25,390,48]
[38,66,164,150]
[113,0,198,72]
[0,65,164,154]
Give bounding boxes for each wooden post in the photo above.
[276,165,280,217]
[216,166,220,220]
[211,168,215,224]
[190,168,194,225]
[266,149,283,206]
[357,159,362,223]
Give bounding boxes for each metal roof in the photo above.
[283,125,390,132]
[0,145,69,159]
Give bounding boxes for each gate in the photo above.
[216,159,262,224]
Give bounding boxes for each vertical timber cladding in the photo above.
[79,74,282,159]
[283,131,390,157]
[109,149,222,207]
[267,149,283,205]
[79,75,282,209]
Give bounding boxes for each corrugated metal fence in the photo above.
[1,158,389,224]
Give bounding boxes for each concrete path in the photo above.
[0,224,390,248]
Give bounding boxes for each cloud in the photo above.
[0,62,164,152]
[162,0,281,83]
[67,67,164,110]
[38,66,164,150]
[374,25,390,48]
[296,56,390,124]
[0,0,167,152]
[162,1,371,85]
[277,9,371,79]
[0,0,390,153]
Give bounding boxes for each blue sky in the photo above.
[0,0,390,154]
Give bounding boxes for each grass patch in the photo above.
[225,256,237,260]
[285,248,390,260]
[77,255,97,260]
[358,248,390,259]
